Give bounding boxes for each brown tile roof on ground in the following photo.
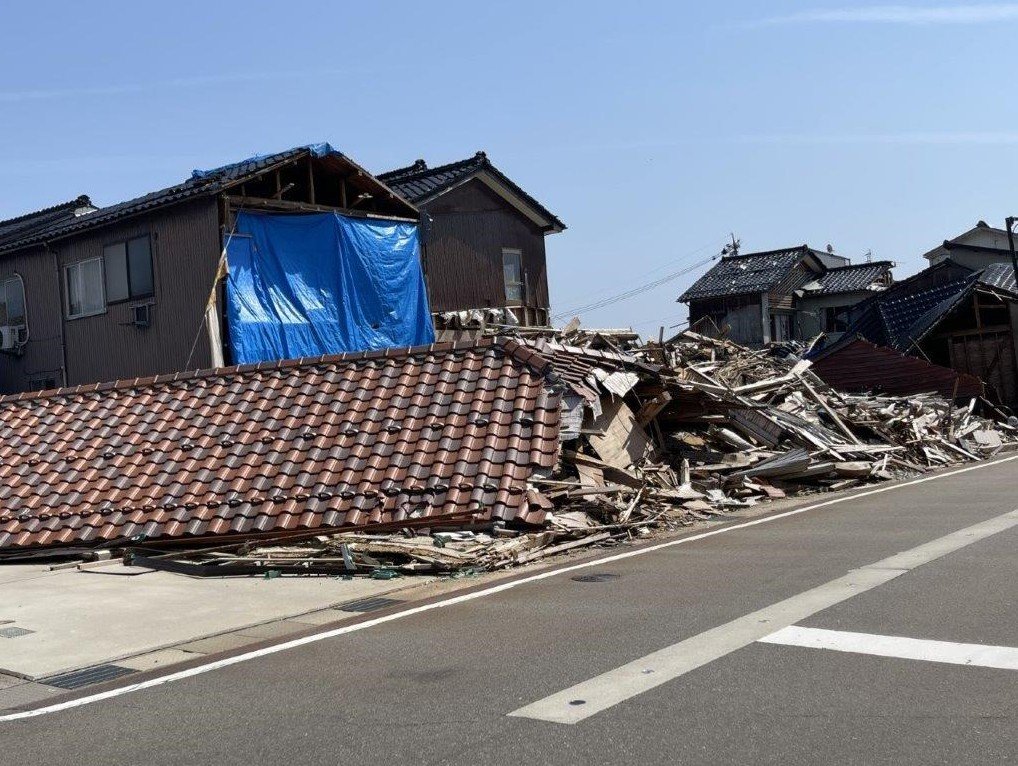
[0,338,561,552]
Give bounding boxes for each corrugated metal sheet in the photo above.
[0,338,561,552]
[811,337,984,398]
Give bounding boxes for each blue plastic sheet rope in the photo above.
[225,210,434,364]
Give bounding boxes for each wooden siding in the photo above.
[769,262,817,310]
[56,198,220,386]
[420,179,550,313]
[0,244,66,391]
[688,295,763,346]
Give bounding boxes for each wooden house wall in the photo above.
[0,244,66,391]
[688,295,763,346]
[55,198,221,387]
[420,179,550,313]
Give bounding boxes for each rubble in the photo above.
[126,326,1018,578]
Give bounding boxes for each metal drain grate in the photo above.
[0,626,34,639]
[337,596,404,613]
[43,664,137,690]
[571,573,621,583]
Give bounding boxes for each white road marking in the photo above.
[508,507,1018,724]
[759,626,1018,670]
[2,454,1016,723]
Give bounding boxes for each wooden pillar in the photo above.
[307,157,315,205]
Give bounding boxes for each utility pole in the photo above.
[1007,217,1018,289]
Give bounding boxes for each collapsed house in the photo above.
[828,260,1018,407]
[678,245,893,346]
[1,329,1013,574]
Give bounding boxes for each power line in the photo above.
[550,250,719,321]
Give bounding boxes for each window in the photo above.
[65,258,105,319]
[104,235,153,302]
[502,248,523,303]
[0,276,26,326]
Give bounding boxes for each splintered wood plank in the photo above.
[585,397,653,470]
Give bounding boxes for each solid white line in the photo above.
[759,626,1018,670]
[2,454,1016,722]
[508,507,1018,723]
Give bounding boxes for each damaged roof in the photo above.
[678,246,819,302]
[846,261,1018,351]
[378,151,565,232]
[803,261,893,296]
[0,144,414,256]
[0,338,561,552]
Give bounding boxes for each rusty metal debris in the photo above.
[125,324,1018,578]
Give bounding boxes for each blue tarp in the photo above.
[225,211,434,364]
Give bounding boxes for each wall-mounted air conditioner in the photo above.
[131,304,152,328]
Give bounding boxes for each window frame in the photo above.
[0,275,27,328]
[64,256,107,320]
[502,247,524,304]
[103,234,154,305]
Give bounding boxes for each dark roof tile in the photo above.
[679,246,812,301]
[807,261,893,295]
[379,151,564,231]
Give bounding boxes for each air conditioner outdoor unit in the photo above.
[131,304,152,328]
[0,326,19,352]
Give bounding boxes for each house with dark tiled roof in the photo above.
[0,144,419,394]
[678,245,893,346]
[379,151,565,330]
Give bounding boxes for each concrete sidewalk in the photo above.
[0,561,437,683]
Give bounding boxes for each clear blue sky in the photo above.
[2,2,1017,334]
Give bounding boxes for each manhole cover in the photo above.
[571,573,620,583]
[337,596,404,613]
[0,626,34,639]
[44,664,137,690]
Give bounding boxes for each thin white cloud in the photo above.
[735,131,1018,145]
[762,4,1018,25]
[0,68,370,103]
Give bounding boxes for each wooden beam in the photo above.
[223,195,417,223]
[340,178,347,208]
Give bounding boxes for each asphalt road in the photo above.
[3,457,1018,765]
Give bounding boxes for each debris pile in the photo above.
[127,328,1018,578]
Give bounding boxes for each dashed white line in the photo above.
[759,626,1018,670]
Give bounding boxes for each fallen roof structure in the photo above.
[848,261,1018,353]
[0,338,561,552]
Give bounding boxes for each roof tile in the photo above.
[0,338,560,552]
